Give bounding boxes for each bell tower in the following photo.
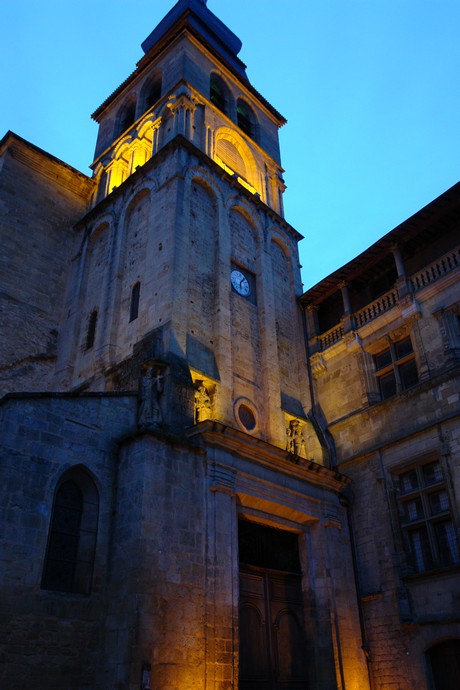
[57,0,311,454]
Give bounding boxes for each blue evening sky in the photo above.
[1,0,459,290]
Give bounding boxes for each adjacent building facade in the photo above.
[1,1,459,689]
[301,188,460,689]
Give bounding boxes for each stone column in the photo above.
[206,460,239,690]
[305,304,321,354]
[339,281,354,333]
[392,243,412,299]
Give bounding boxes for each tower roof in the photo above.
[141,0,248,80]
[92,0,285,125]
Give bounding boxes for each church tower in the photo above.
[56,0,311,454]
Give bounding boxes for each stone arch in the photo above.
[183,165,225,208]
[268,229,297,263]
[186,176,219,336]
[124,187,151,221]
[115,94,137,139]
[85,221,110,290]
[214,127,260,195]
[139,72,162,115]
[122,189,151,282]
[120,180,157,228]
[228,199,262,245]
[87,219,110,245]
[41,465,99,594]
[229,205,260,273]
[210,71,233,115]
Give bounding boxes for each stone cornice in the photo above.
[186,419,350,493]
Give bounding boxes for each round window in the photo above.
[238,403,256,431]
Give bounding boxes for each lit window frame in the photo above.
[374,336,418,400]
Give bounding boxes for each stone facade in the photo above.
[0,1,458,689]
[302,187,460,689]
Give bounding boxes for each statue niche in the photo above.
[138,361,168,429]
[194,380,212,423]
[286,419,307,459]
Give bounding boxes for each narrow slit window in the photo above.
[85,310,98,350]
[130,282,141,322]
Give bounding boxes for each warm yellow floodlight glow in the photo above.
[214,155,257,195]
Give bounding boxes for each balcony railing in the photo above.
[313,245,459,352]
[411,247,460,292]
[354,289,399,328]
[319,324,344,350]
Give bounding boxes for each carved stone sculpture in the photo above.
[194,381,212,423]
[286,419,306,458]
[138,363,166,429]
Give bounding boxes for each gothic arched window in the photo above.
[130,281,141,322]
[42,468,99,594]
[85,309,98,350]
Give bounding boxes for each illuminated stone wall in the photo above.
[304,218,460,688]
[54,136,311,456]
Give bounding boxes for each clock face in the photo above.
[231,269,250,296]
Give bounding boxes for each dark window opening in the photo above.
[238,520,301,574]
[85,310,98,350]
[238,404,256,431]
[210,74,227,114]
[42,469,99,594]
[237,100,254,138]
[118,100,136,137]
[396,460,459,573]
[369,264,398,300]
[426,640,460,690]
[129,282,141,322]
[144,79,162,111]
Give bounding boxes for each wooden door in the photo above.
[239,568,308,690]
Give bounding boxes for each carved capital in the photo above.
[310,353,327,379]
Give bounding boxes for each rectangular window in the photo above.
[374,336,418,400]
[396,459,459,573]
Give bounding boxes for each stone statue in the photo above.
[194,381,212,423]
[286,420,306,458]
[138,364,165,429]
